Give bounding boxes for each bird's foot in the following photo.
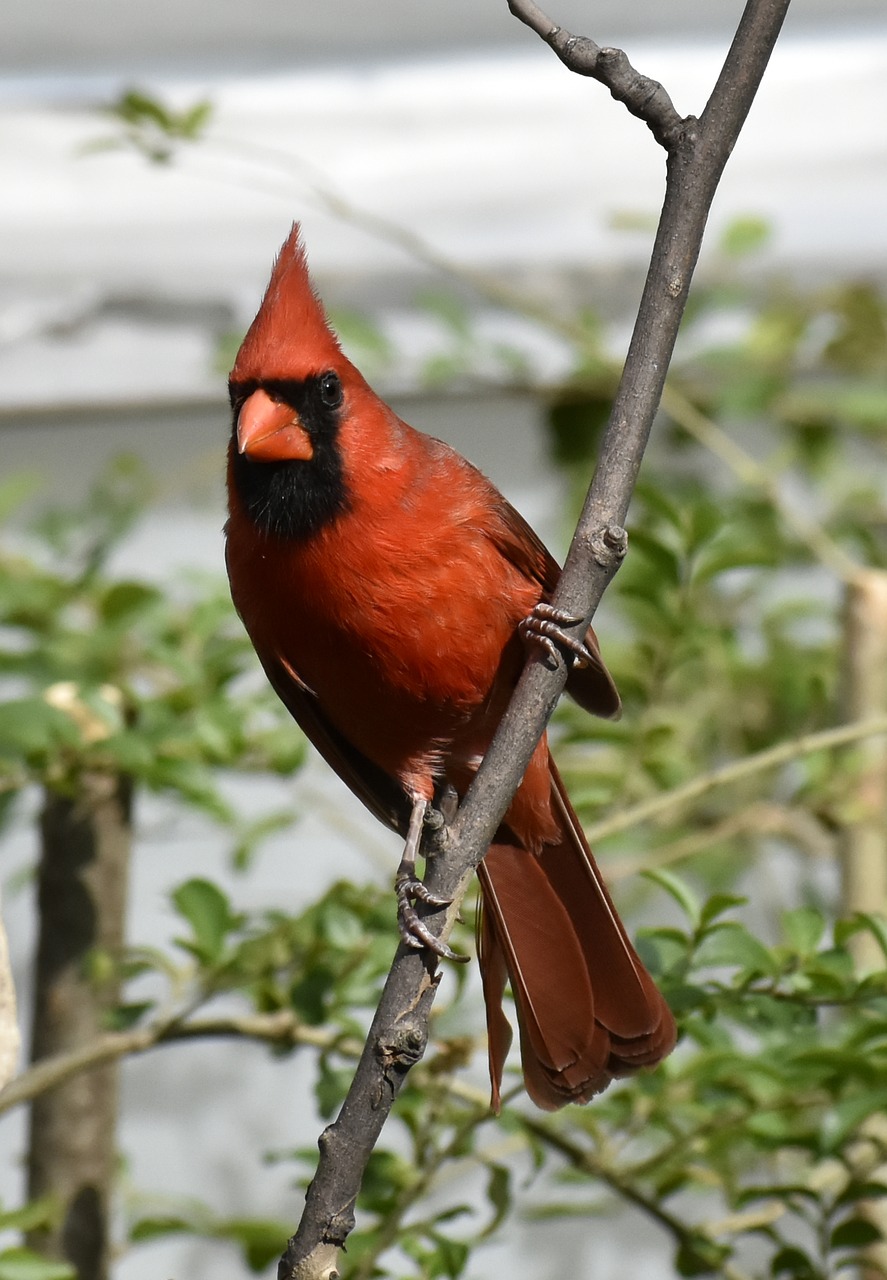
[520,602,594,669]
[395,796,468,963]
[395,873,466,962]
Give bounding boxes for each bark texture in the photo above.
[27,773,132,1280]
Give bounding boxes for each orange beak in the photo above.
[236,388,314,462]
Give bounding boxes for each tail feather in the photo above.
[476,907,512,1112]
[477,759,675,1110]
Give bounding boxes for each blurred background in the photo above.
[2,2,887,1277]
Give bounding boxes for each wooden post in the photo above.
[26,772,132,1280]
[839,571,887,968]
[839,571,887,1278]
[0,887,19,1088]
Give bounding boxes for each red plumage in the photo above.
[225,226,675,1109]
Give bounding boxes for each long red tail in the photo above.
[477,760,675,1111]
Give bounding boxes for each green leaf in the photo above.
[0,698,81,759]
[481,1163,512,1238]
[643,868,701,927]
[834,1181,887,1211]
[690,532,777,582]
[98,580,162,622]
[0,1200,60,1234]
[216,1218,289,1272]
[416,289,472,338]
[172,878,239,965]
[181,100,213,139]
[318,901,363,950]
[699,893,747,928]
[0,472,41,522]
[719,215,771,258]
[0,1250,76,1280]
[771,1245,818,1278]
[819,1090,887,1154]
[830,1216,883,1249]
[230,809,295,871]
[105,1001,154,1031]
[129,1215,192,1243]
[314,1059,354,1120]
[427,1231,470,1278]
[327,307,393,374]
[837,914,887,963]
[627,528,683,589]
[358,1149,414,1215]
[782,906,825,956]
[675,1236,729,1276]
[693,921,776,974]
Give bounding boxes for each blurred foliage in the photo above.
[88,89,213,165]
[3,205,887,1280]
[0,457,303,838]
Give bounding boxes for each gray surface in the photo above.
[5,0,885,80]
[3,27,887,419]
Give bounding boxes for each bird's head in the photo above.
[228,224,349,465]
[227,226,357,539]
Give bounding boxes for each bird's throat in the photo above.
[228,445,349,542]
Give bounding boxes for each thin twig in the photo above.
[662,384,862,585]
[0,1009,362,1118]
[518,1113,734,1269]
[506,0,684,147]
[582,714,887,849]
[605,802,833,882]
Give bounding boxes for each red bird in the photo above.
[225,226,675,1110]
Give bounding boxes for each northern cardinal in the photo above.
[225,226,675,1110]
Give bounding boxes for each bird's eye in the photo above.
[318,371,343,409]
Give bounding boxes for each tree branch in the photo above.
[279,3,792,1277]
[0,1009,363,1118]
[507,0,684,147]
[661,385,862,585]
[581,714,887,849]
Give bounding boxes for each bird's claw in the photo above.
[395,874,468,963]
[397,873,450,909]
[520,602,594,669]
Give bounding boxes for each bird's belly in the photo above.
[261,561,527,793]
[290,602,507,781]
[228,502,541,797]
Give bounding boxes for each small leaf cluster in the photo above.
[0,1200,76,1280]
[90,89,213,164]
[0,457,303,826]
[168,875,399,1033]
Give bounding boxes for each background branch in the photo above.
[583,714,887,848]
[507,0,684,145]
[280,3,792,1277]
[0,1010,364,1119]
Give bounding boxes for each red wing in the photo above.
[488,497,621,720]
[257,648,412,839]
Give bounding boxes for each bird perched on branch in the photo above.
[225,225,675,1110]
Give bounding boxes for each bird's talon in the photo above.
[396,874,450,909]
[396,876,466,961]
[520,602,594,670]
[398,907,465,962]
